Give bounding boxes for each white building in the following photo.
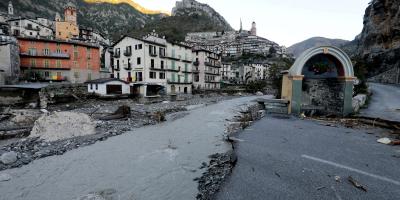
[86,78,130,96]
[0,35,20,84]
[193,48,222,90]
[8,18,54,38]
[112,32,193,97]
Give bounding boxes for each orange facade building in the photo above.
[18,37,100,83]
[55,3,79,40]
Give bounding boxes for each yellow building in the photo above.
[55,2,79,40]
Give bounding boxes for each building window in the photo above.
[87,62,91,69]
[159,72,165,79]
[28,48,37,56]
[135,45,137,50]
[138,44,142,49]
[87,47,91,60]
[45,71,50,77]
[74,71,79,78]
[151,59,154,68]
[95,84,98,90]
[73,61,78,68]
[44,60,49,68]
[43,48,50,55]
[137,57,141,65]
[56,60,62,68]
[195,74,199,82]
[161,61,164,69]
[136,72,142,81]
[30,59,36,67]
[149,71,156,79]
[90,84,93,90]
[74,51,78,60]
[87,73,92,80]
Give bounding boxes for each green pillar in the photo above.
[343,80,354,116]
[291,79,303,115]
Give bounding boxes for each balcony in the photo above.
[25,26,40,31]
[192,68,200,73]
[123,50,132,57]
[20,52,70,59]
[113,52,120,58]
[193,61,199,66]
[167,80,192,85]
[114,66,120,71]
[205,61,222,68]
[165,66,179,72]
[124,64,132,70]
[150,51,157,57]
[182,57,192,63]
[163,54,180,61]
[205,71,220,75]
[150,65,166,71]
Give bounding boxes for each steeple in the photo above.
[239,18,243,32]
[8,1,14,15]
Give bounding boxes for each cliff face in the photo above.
[172,0,233,31]
[355,0,400,76]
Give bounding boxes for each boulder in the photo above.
[0,173,12,182]
[256,91,264,96]
[0,151,18,165]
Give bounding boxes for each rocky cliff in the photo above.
[128,0,233,42]
[172,0,232,31]
[355,0,400,77]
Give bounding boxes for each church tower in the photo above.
[250,21,257,36]
[8,1,14,16]
[55,12,61,22]
[64,2,77,25]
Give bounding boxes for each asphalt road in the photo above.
[216,116,400,200]
[360,83,400,121]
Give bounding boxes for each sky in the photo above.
[133,0,371,47]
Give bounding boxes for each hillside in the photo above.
[288,37,349,57]
[0,0,164,39]
[128,0,233,42]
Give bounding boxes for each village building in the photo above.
[8,18,54,38]
[18,37,100,83]
[193,48,222,90]
[86,78,130,96]
[55,2,79,40]
[0,35,20,85]
[112,32,194,97]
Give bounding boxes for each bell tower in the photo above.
[8,1,14,16]
[250,21,257,36]
[64,2,77,25]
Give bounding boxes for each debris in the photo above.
[348,176,367,192]
[316,186,326,191]
[0,173,12,182]
[274,172,281,178]
[377,138,392,145]
[99,105,131,121]
[256,91,264,96]
[0,151,18,165]
[300,112,306,119]
[334,176,341,182]
[391,140,400,146]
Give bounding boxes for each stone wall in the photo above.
[368,67,400,84]
[302,79,345,115]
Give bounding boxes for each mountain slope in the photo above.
[288,37,349,57]
[0,0,163,39]
[128,0,233,42]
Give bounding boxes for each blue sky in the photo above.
[134,0,371,46]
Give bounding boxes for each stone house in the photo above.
[8,18,54,38]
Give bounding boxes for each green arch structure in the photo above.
[281,46,355,116]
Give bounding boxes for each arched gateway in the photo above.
[281,46,355,116]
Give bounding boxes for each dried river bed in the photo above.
[0,96,264,200]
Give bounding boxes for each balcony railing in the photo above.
[150,51,157,57]
[20,52,70,59]
[163,54,180,61]
[124,64,132,70]
[167,80,192,84]
[114,66,120,71]
[192,68,200,73]
[113,52,121,58]
[123,50,132,57]
[193,61,199,66]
